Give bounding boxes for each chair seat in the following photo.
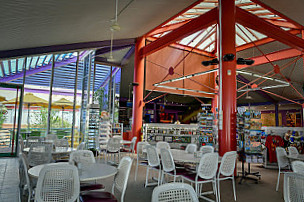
[182,173,208,182]
[106,150,119,154]
[120,148,132,152]
[81,184,105,192]
[167,168,188,175]
[80,191,117,202]
[139,161,148,166]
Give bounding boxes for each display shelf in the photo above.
[99,122,112,144]
[112,123,123,137]
[197,104,215,148]
[87,104,100,149]
[237,108,263,184]
[143,123,199,149]
[0,130,11,147]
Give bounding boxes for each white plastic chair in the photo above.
[276,147,291,191]
[145,145,162,187]
[105,138,121,164]
[19,135,25,153]
[160,148,185,184]
[69,150,96,165]
[135,141,149,181]
[152,182,199,202]
[199,145,214,154]
[19,153,33,202]
[77,142,86,150]
[283,172,304,202]
[80,156,133,202]
[28,143,53,167]
[25,136,43,148]
[291,161,304,174]
[288,146,299,157]
[45,134,58,141]
[185,144,197,154]
[217,151,237,202]
[156,141,170,150]
[35,164,80,202]
[121,137,137,157]
[182,152,218,201]
[54,138,69,149]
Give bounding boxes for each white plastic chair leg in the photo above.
[214,179,218,202]
[134,161,138,181]
[217,179,221,202]
[276,168,280,191]
[145,167,149,188]
[232,177,236,201]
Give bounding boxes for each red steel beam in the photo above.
[251,0,304,29]
[145,0,205,37]
[236,7,304,51]
[265,19,300,29]
[147,37,214,57]
[238,48,303,69]
[147,20,190,37]
[236,30,301,52]
[141,8,218,57]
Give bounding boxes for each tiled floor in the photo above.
[0,158,19,202]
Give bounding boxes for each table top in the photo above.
[169,149,222,163]
[23,147,76,154]
[28,162,117,182]
[286,154,304,161]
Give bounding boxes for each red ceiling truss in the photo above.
[142,0,304,104]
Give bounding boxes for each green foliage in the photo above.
[0,105,7,129]
[94,87,106,112]
[32,107,71,128]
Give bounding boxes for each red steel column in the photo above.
[132,37,145,143]
[218,0,237,156]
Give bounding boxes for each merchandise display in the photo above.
[237,108,263,183]
[197,104,216,148]
[112,123,123,137]
[87,104,100,149]
[143,123,199,149]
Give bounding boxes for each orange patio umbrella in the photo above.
[3,93,48,130]
[52,98,80,127]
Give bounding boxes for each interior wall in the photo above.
[145,46,215,98]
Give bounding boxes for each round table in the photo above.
[99,139,132,145]
[28,162,117,182]
[23,147,76,155]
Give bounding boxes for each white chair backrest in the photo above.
[219,151,237,176]
[199,145,214,154]
[292,161,304,174]
[107,138,121,152]
[146,145,160,167]
[19,135,25,152]
[185,144,197,154]
[131,137,137,151]
[160,148,175,173]
[54,139,69,150]
[19,153,31,196]
[288,146,299,157]
[152,182,199,202]
[35,164,80,202]
[45,134,58,141]
[197,152,218,179]
[26,136,43,148]
[69,150,96,164]
[284,173,304,202]
[28,143,53,167]
[77,142,86,150]
[137,142,149,160]
[112,156,133,202]
[156,141,170,150]
[276,147,289,168]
